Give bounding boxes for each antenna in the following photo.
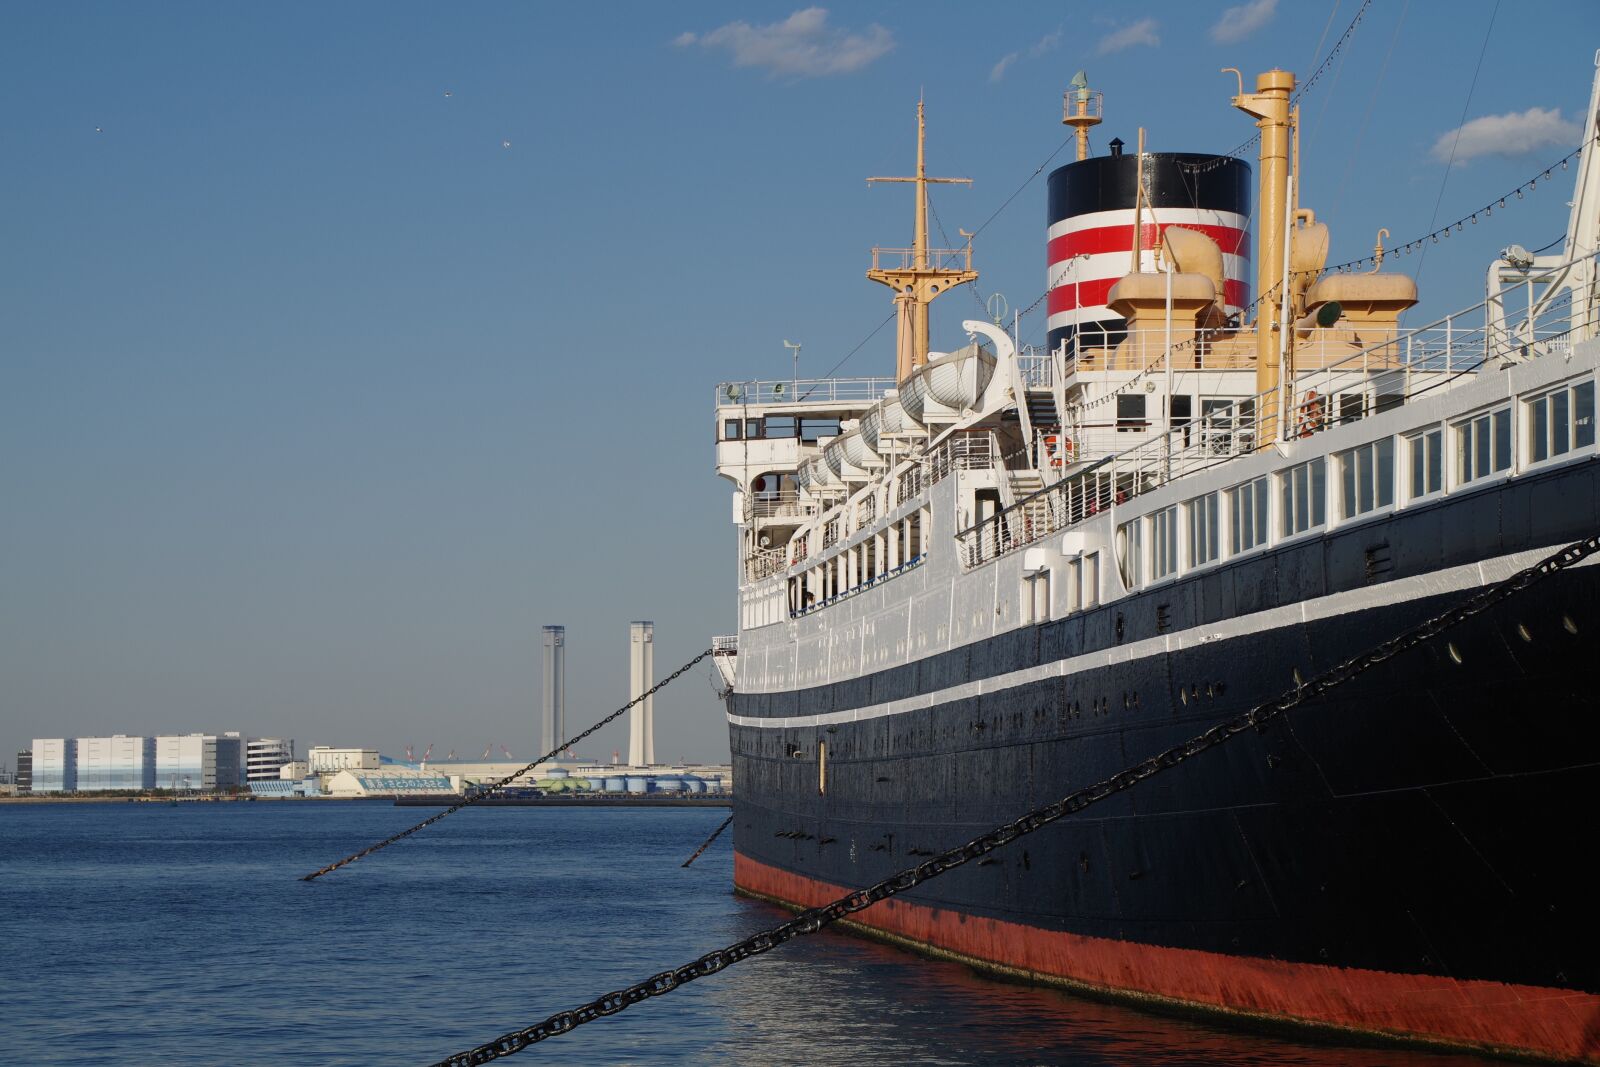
[782,339,801,387]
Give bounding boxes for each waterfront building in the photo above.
[155,733,244,792]
[74,736,156,792]
[245,737,295,781]
[324,767,458,798]
[15,750,31,795]
[306,746,379,773]
[30,739,74,793]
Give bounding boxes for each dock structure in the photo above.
[627,621,654,767]
[541,625,565,756]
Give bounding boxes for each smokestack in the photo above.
[628,621,654,767]
[541,626,565,756]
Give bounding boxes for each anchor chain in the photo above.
[681,814,735,869]
[425,533,1599,1066]
[301,648,713,882]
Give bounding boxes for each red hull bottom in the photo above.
[734,852,1600,1063]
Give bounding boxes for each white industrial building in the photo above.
[324,767,459,797]
[30,738,75,793]
[74,736,157,792]
[306,746,379,773]
[154,733,243,792]
[246,738,295,782]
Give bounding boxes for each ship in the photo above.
[712,61,1600,1063]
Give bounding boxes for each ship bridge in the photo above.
[715,376,899,585]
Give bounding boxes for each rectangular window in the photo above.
[1169,395,1193,447]
[1229,476,1270,554]
[1117,519,1144,588]
[1279,458,1327,537]
[764,415,797,438]
[1527,381,1597,463]
[1117,394,1148,432]
[1084,552,1101,608]
[1337,392,1365,426]
[1150,506,1179,580]
[800,418,842,442]
[1187,492,1220,567]
[1023,571,1052,624]
[1407,428,1443,499]
[1336,438,1395,519]
[1456,408,1513,484]
[723,419,741,440]
[1066,558,1081,613]
[745,418,764,439]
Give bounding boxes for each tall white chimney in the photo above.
[627,621,654,767]
[541,625,565,756]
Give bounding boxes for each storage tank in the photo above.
[1046,146,1251,355]
[603,776,627,792]
[680,775,706,794]
[624,776,649,794]
[545,767,570,779]
[653,777,684,792]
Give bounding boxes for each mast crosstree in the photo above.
[867,100,978,383]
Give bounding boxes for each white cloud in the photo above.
[988,29,1063,83]
[1097,18,1159,55]
[1431,107,1582,163]
[1209,0,1277,44]
[675,8,894,79]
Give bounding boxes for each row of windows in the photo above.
[721,416,843,442]
[1116,379,1595,590]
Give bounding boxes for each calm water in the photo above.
[1,801,1491,1066]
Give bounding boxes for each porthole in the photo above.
[1446,642,1463,665]
[1515,623,1533,643]
[1562,614,1579,635]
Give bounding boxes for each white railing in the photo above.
[1017,349,1054,387]
[744,545,789,583]
[745,491,812,521]
[711,635,739,656]
[716,378,896,406]
[962,254,1600,569]
[895,429,997,506]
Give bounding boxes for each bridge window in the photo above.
[800,418,842,442]
[765,415,797,438]
[723,419,742,440]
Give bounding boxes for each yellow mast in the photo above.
[1230,68,1296,443]
[867,99,978,383]
[1062,71,1103,163]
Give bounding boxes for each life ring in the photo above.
[1042,433,1073,468]
[1297,390,1326,439]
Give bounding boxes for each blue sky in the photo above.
[3,1,1596,766]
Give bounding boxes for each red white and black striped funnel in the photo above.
[1046,152,1251,355]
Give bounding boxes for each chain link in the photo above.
[301,649,713,882]
[426,533,1599,1065]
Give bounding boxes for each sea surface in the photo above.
[2,801,1494,1066]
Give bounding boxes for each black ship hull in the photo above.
[726,461,1600,1061]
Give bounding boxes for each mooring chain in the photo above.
[301,648,714,882]
[425,533,1600,1066]
[681,814,735,869]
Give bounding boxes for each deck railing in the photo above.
[715,378,896,406]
